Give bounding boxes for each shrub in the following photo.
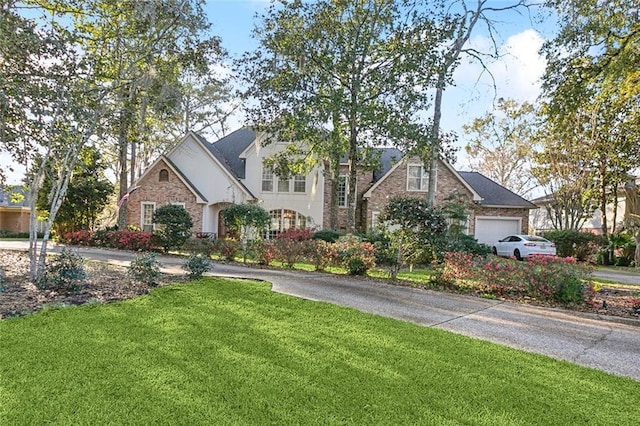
[253,240,277,265]
[305,240,337,271]
[182,253,213,279]
[182,236,216,256]
[446,234,492,256]
[214,238,240,261]
[153,204,193,252]
[38,248,87,292]
[542,230,605,260]
[271,238,309,269]
[128,252,161,286]
[334,234,376,275]
[437,252,593,304]
[60,230,93,246]
[312,229,341,243]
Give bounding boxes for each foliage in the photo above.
[540,0,640,237]
[61,229,155,251]
[305,240,338,272]
[367,230,402,279]
[271,231,313,269]
[182,236,216,257]
[222,204,271,237]
[463,99,537,197]
[541,230,605,261]
[312,229,341,243]
[36,146,113,235]
[214,238,240,262]
[182,253,213,280]
[152,205,193,253]
[377,196,449,268]
[128,252,161,286]
[240,0,448,231]
[253,240,277,266]
[446,234,492,256]
[437,252,594,305]
[38,248,87,292]
[333,234,376,276]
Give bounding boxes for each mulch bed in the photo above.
[1,249,639,321]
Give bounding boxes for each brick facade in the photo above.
[362,157,475,232]
[125,158,204,233]
[322,163,375,231]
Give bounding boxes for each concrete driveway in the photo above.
[2,240,640,382]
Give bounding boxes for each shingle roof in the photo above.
[201,128,256,179]
[457,171,536,208]
[374,147,403,182]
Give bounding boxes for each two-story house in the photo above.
[124,128,536,246]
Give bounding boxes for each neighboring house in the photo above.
[0,187,31,233]
[531,192,627,235]
[124,128,536,245]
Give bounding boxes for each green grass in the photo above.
[1,279,638,425]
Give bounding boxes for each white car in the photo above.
[492,235,557,260]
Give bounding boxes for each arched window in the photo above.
[159,169,169,182]
[268,209,308,238]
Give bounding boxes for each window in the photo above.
[407,165,428,191]
[337,176,347,207]
[268,209,308,238]
[293,175,306,193]
[277,178,290,193]
[159,169,169,182]
[141,202,155,232]
[171,202,186,208]
[262,166,274,192]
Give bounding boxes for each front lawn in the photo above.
[1,278,638,424]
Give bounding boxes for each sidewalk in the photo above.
[2,240,640,381]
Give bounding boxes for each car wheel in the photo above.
[492,246,497,255]
[514,249,522,261]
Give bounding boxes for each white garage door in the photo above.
[474,217,521,246]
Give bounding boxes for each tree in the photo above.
[69,0,225,228]
[36,147,113,236]
[541,0,640,238]
[2,1,110,280]
[463,99,537,197]
[153,204,193,252]
[377,196,448,274]
[239,0,447,232]
[222,203,271,262]
[423,0,533,205]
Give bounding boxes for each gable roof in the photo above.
[136,156,208,203]
[457,171,536,209]
[374,147,403,181]
[179,131,255,200]
[200,128,256,179]
[363,157,483,202]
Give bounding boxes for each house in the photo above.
[124,128,536,246]
[0,187,32,234]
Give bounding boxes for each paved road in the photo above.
[2,241,640,382]
[593,269,640,286]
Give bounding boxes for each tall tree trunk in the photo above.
[117,104,129,229]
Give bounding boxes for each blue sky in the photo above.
[203,0,555,169]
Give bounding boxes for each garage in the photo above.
[474,217,521,246]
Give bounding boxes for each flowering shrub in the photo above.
[439,252,594,304]
[271,238,310,268]
[334,234,376,275]
[306,240,338,271]
[182,236,216,256]
[277,227,315,241]
[253,240,277,265]
[104,230,154,251]
[60,230,93,246]
[214,238,240,261]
